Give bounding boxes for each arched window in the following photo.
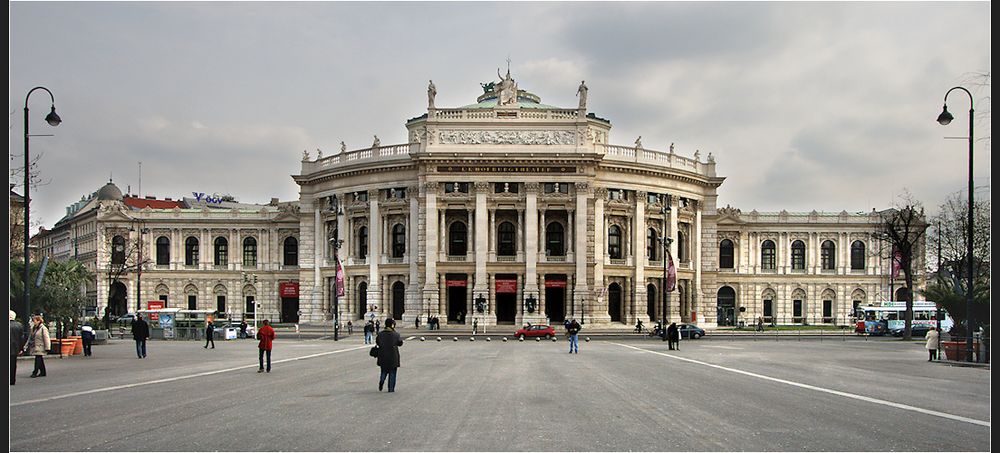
[850,241,866,270]
[391,224,406,258]
[111,235,126,265]
[821,240,836,270]
[358,226,368,259]
[791,240,806,270]
[678,229,688,263]
[156,236,170,265]
[546,222,564,256]
[185,237,199,266]
[214,237,229,266]
[283,237,298,266]
[761,240,776,270]
[449,222,467,256]
[608,225,622,259]
[719,239,735,269]
[647,228,658,261]
[357,281,368,319]
[243,237,257,267]
[497,222,516,256]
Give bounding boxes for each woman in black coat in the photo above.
[667,322,680,351]
[375,318,404,392]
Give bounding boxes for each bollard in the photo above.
[503,337,508,342]
[552,337,557,342]
[519,337,524,342]
[470,337,475,342]
[436,337,442,342]
[535,337,540,342]
[420,337,425,342]
[454,337,459,342]
[585,337,591,342]
[486,337,491,342]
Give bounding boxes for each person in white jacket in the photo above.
[925,328,941,361]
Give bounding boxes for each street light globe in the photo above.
[45,106,62,127]
[936,105,954,125]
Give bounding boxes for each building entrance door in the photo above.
[717,286,736,326]
[281,298,299,323]
[496,293,516,324]
[448,287,466,323]
[608,283,623,323]
[391,282,405,320]
[545,286,565,323]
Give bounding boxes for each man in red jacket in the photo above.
[257,319,276,373]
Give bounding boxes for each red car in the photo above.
[514,325,556,340]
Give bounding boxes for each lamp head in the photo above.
[45,106,62,127]
[936,104,954,125]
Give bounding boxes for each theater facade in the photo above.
[87,73,920,328]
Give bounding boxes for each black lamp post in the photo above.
[937,86,976,362]
[22,87,62,325]
[660,203,673,338]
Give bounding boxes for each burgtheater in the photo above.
[80,72,916,328]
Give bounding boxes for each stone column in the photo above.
[408,189,420,323]
[573,182,590,320]
[467,208,474,261]
[593,188,607,322]
[669,196,679,260]
[423,183,439,314]
[539,210,547,255]
[633,191,646,326]
[474,183,489,312]
[524,183,539,298]
[694,201,703,323]
[488,207,496,261]
[367,190,381,307]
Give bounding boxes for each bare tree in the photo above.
[872,198,928,340]
[99,228,148,324]
[928,192,991,288]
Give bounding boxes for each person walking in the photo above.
[667,322,680,351]
[81,323,95,356]
[257,319,276,373]
[375,318,404,392]
[28,315,50,378]
[132,314,150,359]
[364,321,374,344]
[415,316,420,330]
[925,327,941,361]
[375,319,380,333]
[10,311,26,385]
[347,321,354,335]
[568,319,581,354]
[240,320,248,339]
[634,319,644,334]
[472,319,478,335]
[204,319,215,349]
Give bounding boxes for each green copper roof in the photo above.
[459,96,563,110]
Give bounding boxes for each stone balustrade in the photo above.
[600,144,713,176]
[304,143,415,172]
[431,108,581,121]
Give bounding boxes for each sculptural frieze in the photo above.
[438,129,577,145]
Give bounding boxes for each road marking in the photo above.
[612,342,990,428]
[703,345,745,350]
[9,345,370,408]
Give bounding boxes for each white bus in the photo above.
[855,300,953,332]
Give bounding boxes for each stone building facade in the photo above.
[77,74,920,327]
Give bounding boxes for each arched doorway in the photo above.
[357,281,368,320]
[109,281,128,316]
[646,284,657,322]
[392,281,405,321]
[608,283,623,323]
[717,286,736,326]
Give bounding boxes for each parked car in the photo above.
[891,325,931,338]
[115,313,137,326]
[514,325,556,340]
[214,322,255,338]
[677,323,705,339]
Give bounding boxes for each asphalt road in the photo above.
[8,335,990,451]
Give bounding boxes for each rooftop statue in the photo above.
[576,80,588,110]
[428,80,437,109]
[302,149,310,161]
[340,141,346,153]
[372,135,380,149]
[635,136,643,149]
[497,68,518,106]
[480,82,496,94]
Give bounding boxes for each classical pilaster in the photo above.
[407,189,420,323]
[694,201,703,323]
[367,189,381,307]
[474,182,489,296]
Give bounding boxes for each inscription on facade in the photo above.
[438,130,577,145]
[438,165,577,174]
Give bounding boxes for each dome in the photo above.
[96,181,124,201]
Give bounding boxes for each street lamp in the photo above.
[22,87,62,326]
[937,86,976,362]
[660,203,673,339]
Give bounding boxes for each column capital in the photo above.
[594,186,608,197]
[524,182,541,193]
[574,181,590,192]
[474,181,491,193]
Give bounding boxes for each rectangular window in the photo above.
[822,247,835,270]
[355,191,368,202]
[494,183,518,193]
[444,182,469,193]
[217,295,226,313]
[793,300,803,324]
[159,295,168,307]
[246,295,256,314]
[188,295,197,310]
[647,193,660,205]
[823,300,833,323]
[763,300,773,323]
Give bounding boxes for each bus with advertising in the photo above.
[854,301,953,335]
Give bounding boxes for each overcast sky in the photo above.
[10,2,991,233]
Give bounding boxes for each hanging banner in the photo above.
[891,250,902,278]
[446,279,468,287]
[495,279,517,294]
[544,279,567,288]
[279,282,299,298]
[335,258,345,297]
[666,251,677,292]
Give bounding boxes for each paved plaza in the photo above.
[8,335,990,451]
